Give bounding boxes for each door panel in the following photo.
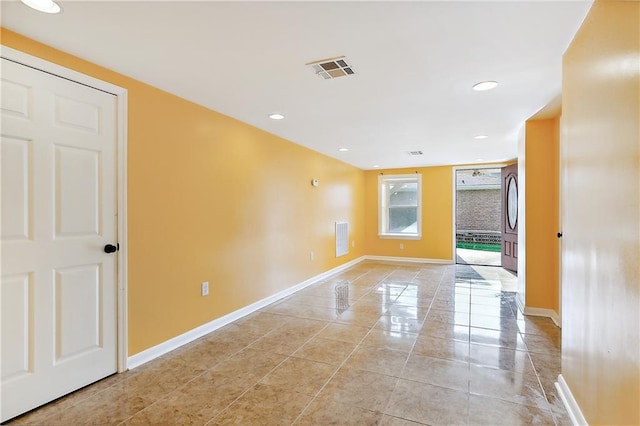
[54,264,102,362]
[1,79,31,118]
[54,145,101,237]
[54,94,101,133]
[1,274,32,381]
[501,164,518,272]
[1,137,31,240]
[1,58,117,422]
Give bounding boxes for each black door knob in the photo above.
[104,244,119,254]
[557,232,563,238]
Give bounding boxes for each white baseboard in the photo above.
[127,255,455,369]
[364,255,453,265]
[523,306,561,327]
[556,374,588,425]
[127,256,366,369]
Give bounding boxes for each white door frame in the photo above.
[557,116,565,327]
[1,46,129,372]
[451,164,508,264]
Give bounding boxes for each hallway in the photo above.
[10,261,566,425]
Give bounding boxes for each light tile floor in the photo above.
[9,261,568,425]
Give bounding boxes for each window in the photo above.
[378,174,422,239]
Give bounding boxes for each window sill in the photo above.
[378,234,421,240]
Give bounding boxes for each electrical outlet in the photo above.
[310,251,315,261]
[201,281,209,296]
[399,243,404,250]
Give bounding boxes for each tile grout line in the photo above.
[506,287,559,424]
[122,307,329,425]
[22,262,559,426]
[291,264,401,425]
[116,323,294,426]
[206,263,396,425]
[380,266,452,422]
[206,314,338,426]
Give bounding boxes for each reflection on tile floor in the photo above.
[10,262,568,425]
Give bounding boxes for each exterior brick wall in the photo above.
[456,188,501,231]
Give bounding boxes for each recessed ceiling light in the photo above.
[474,135,489,140]
[268,113,285,120]
[20,0,60,13]
[373,165,380,168]
[472,81,498,91]
[475,158,485,162]
[338,148,349,152]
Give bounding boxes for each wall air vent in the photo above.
[307,56,355,80]
[408,151,424,156]
[335,221,349,257]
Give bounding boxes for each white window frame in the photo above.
[378,173,422,240]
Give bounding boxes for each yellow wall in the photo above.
[363,163,518,262]
[364,166,453,261]
[1,29,365,355]
[523,117,560,312]
[561,1,639,424]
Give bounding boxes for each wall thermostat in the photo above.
[311,179,319,187]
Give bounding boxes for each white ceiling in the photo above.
[1,0,592,170]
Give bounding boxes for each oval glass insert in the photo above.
[507,176,518,230]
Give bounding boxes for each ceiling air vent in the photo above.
[306,56,355,80]
[408,151,424,156]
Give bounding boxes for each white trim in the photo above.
[522,306,561,327]
[115,91,129,372]
[1,46,130,373]
[378,173,422,240]
[364,255,453,265]
[514,294,561,327]
[127,256,366,369]
[452,167,458,262]
[515,292,526,314]
[127,254,457,369]
[377,234,421,240]
[556,374,588,426]
[1,46,125,96]
[516,129,527,304]
[558,115,565,328]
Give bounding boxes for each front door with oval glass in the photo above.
[501,164,518,272]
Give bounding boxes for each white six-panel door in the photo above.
[1,58,118,422]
